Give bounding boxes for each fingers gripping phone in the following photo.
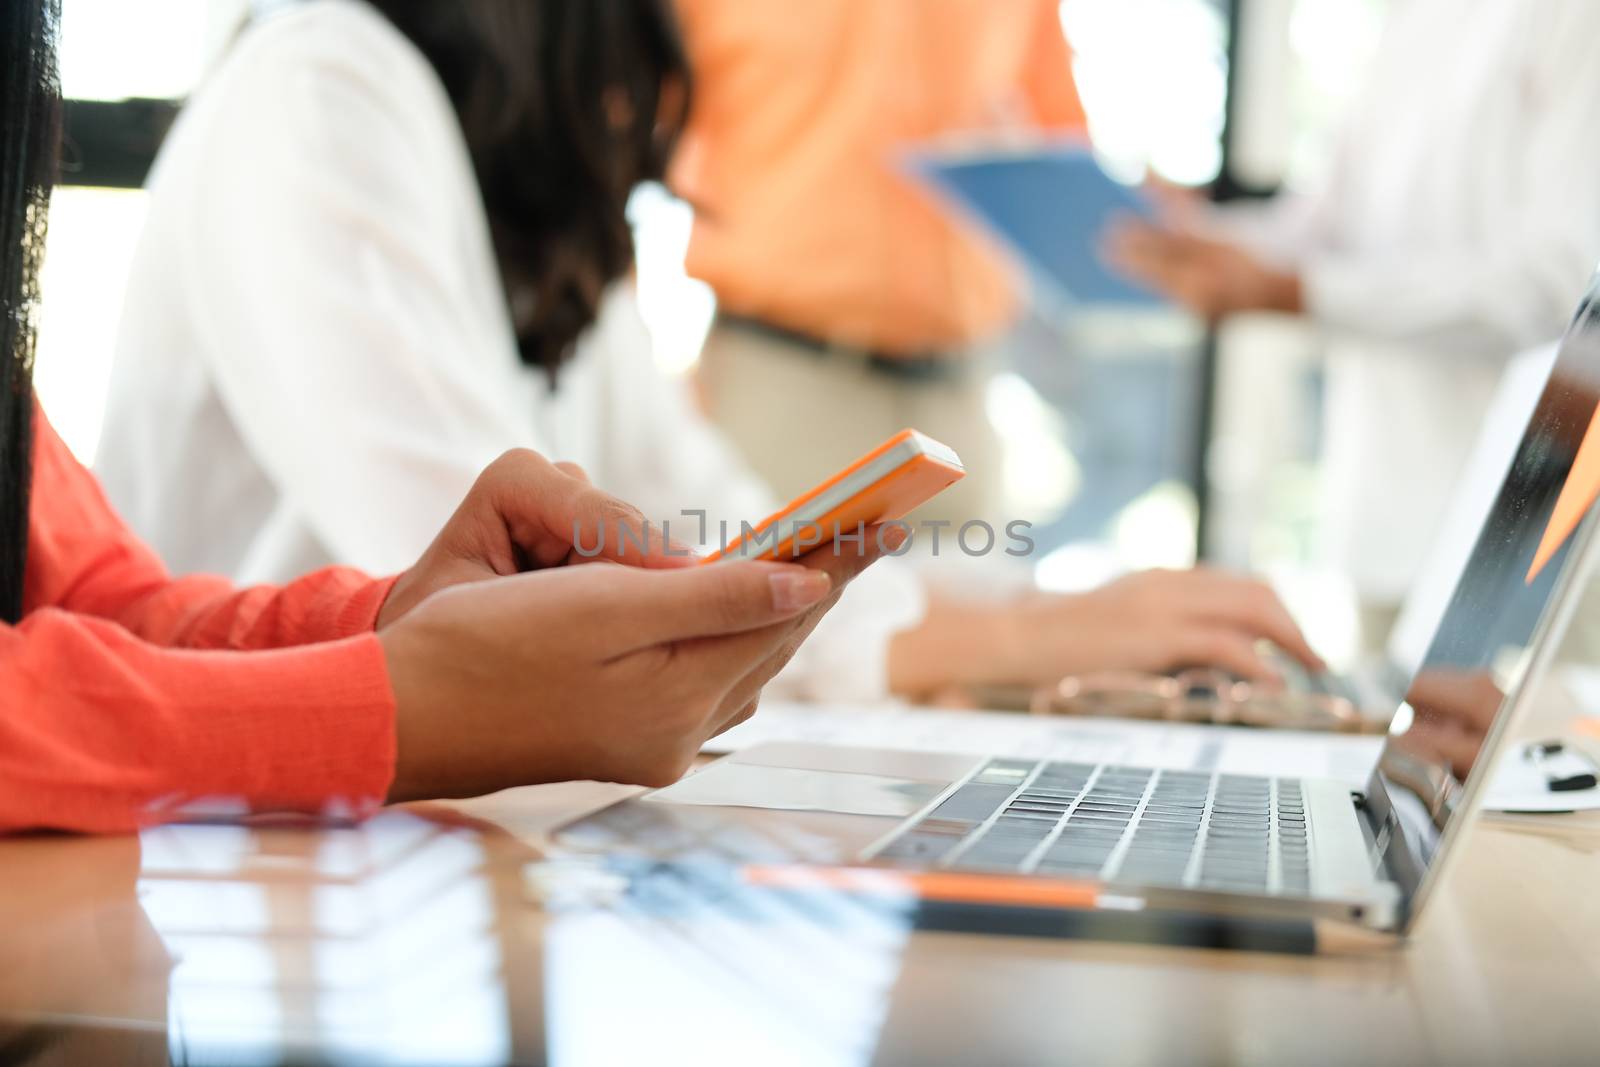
[704,429,966,563]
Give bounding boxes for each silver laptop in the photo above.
[1271,341,1563,718]
[557,275,1600,942]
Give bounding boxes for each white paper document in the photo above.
[1483,745,1600,813]
[650,762,945,817]
[708,703,1385,787]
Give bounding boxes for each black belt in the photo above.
[717,314,966,382]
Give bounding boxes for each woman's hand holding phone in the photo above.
[374,446,897,800]
[378,449,698,628]
[381,539,892,800]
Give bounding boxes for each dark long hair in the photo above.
[0,0,58,623]
[367,0,692,377]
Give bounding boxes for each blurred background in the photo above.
[40,0,1391,658]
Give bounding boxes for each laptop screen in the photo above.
[1370,274,1600,910]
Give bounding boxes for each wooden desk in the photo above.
[3,693,1598,1066]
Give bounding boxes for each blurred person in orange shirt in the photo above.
[672,0,1085,524]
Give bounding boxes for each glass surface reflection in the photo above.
[541,812,917,1067]
[1371,277,1600,901]
[138,812,521,1067]
[2,803,919,1066]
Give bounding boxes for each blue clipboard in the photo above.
[905,142,1164,309]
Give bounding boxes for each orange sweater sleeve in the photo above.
[1,407,398,833]
[24,406,396,650]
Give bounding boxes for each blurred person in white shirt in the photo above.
[1106,0,1600,623]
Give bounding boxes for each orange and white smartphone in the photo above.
[704,429,965,563]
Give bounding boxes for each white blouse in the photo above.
[96,0,925,702]
[1216,0,1600,600]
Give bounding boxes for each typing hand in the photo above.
[379,452,694,627]
[381,526,898,799]
[1031,568,1323,683]
[890,567,1324,698]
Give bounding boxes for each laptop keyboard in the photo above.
[1266,649,1365,708]
[871,760,1311,896]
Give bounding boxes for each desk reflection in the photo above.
[542,852,914,1066]
[0,833,169,1064]
[1,807,921,1066]
[140,811,533,1066]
